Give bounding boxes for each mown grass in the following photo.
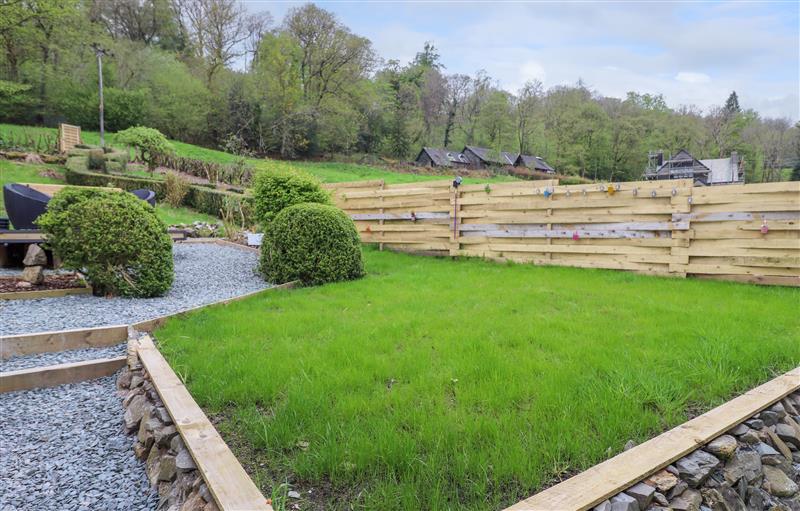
[156,247,800,511]
[1,123,514,185]
[0,159,211,226]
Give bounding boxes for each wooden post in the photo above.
[378,180,385,251]
[449,184,463,257]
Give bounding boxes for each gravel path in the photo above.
[0,243,269,336]
[0,375,157,511]
[1,344,127,372]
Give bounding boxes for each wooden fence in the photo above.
[57,123,81,153]
[324,178,800,286]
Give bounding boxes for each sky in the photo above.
[241,1,800,121]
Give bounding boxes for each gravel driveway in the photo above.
[0,243,269,336]
[0,375,157,511]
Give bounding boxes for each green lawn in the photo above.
[156,247,800,511]
[1,123,514,185]
[0,159,213,226]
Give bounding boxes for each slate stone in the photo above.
[610,492,639,511]
[728,424,750,436]
[646,469,679,492]
[23,244,47,266]
[762,465,799,497]
[626,482,655,509]
[676,450,722,487]
[724,449,762,485]
[175,449,196,472]
[707,435,738,459]
[700,486,746,511]
[746,419,765,430]
[670,488,703,511]
[776,423,800,449]
[760,411,782,427]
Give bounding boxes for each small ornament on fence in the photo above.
[365,225,372,233]
[543,188,553,198]
[572,231,580,241]
[632,187,638,196]
[761,217,769,234]
[651,190,657,198]
[671,188,678,197]
[410,211,417,222]
[607,184,616,195]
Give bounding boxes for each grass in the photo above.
[1,123,515,185]
[156,247,800,511]
[0,159,213,226]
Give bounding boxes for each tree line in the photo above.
[1,0,797,182]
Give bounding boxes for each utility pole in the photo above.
[92,44,111,148]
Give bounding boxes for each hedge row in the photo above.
[64,168,253,224]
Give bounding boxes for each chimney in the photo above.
[730,151,739,181]
[657,151,664,167]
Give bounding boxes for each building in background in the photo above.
[415,147,470,168]
[644,149,744,185]
[514,154,556,174]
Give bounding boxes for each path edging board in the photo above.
[0,356,126,393]
[505,366,800,511]
[133,334,273,511]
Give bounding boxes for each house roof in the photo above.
[464,146,518,165]
[417,147,469,167]
[654,149,709,177]
[700,157,740,183]
[516,154,555,172]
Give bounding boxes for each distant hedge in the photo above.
[64,168,253,224]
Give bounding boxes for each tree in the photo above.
[116,126,174,174]
[724,91,741,115]
[514,80,543,154]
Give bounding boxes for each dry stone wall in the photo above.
[596,390,800,511]
[117,361,218,511]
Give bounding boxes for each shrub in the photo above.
[116,126,173,174]
[261,203,363,286]
[164,171,190,207]
[39,189,173,297]
[88,148,106,171]
[252,168,330,227]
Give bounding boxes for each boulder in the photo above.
[676,450,721,487]
[124,394,151,432]
[21,265,44,285]
[23,244,47,266]
[762,465,799,497]
[706,435,738,459]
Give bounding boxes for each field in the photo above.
[0,124,514,185]
[0,159,213,226]
[156,246,800,511]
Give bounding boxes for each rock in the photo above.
[728,424,750,436]
[707,435,739,459]
[130,375,143,389]
[775,424,800,449]
[783,399,799,416]
[745,487,770,510]
[158,455,177,482]
[671,488,703,511]
[646,470,679,492]
[176,448,197,472]
[676,450,722,487]
[668,480,689,499]
[761,411,782,427]
[762,465,799,497]
[147,445,162,486]
[746,419,765,430]
[701,486,746,511]
[21,265,44,284]
[155,425,178,448]
[134,441,151,460]
[592,500,612,511]
[624,440,637,451]
[116,368,132,390]
[740,430,761,445]
[23,244,47,266]
[287,490,301,499]
[626,482,655,509]
[770,402,788,419]
[123,394,150,432]
[170,434,185,454]
[755,442,781,458]
[653,492,670,506]
[14,281,32,289]
[155,406,173,424]
[767,429,795,459]
[723,449,762,485]
[180,492,205,511]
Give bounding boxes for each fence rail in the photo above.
[325,178,800,286]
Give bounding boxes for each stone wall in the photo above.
[596,390,800,511]
[117,359,218,511]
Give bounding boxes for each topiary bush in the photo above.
[39,188,174,297]
[116,126,173,175]
[261,203,364,286]
[252,168,330,227]
[87,148,106,171]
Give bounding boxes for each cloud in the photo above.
[675,72,712,84]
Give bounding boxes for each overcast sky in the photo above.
[242,1,799,121]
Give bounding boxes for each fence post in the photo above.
[669,179,692,277]
[378,180,385,251]
[449,183,462,257]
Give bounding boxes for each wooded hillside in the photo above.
[1,1,797,182]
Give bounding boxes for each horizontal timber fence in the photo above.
[324,179,800,286]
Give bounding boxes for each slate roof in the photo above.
[464,146,519,165]
[417,147,469,167]
[515,154,555,173]
[699,157,741,183]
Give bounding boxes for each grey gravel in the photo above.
[1,343,127,372]
[0,243,269,336]
[0,375,157,511]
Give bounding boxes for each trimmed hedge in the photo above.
[260,203,364,286]
[38,188,174,297]
[64,167,253,224]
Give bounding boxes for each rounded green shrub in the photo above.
[252,168,330,227]
[39,188,174,297]
[87,148,106,171]
[261,203,364,286]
